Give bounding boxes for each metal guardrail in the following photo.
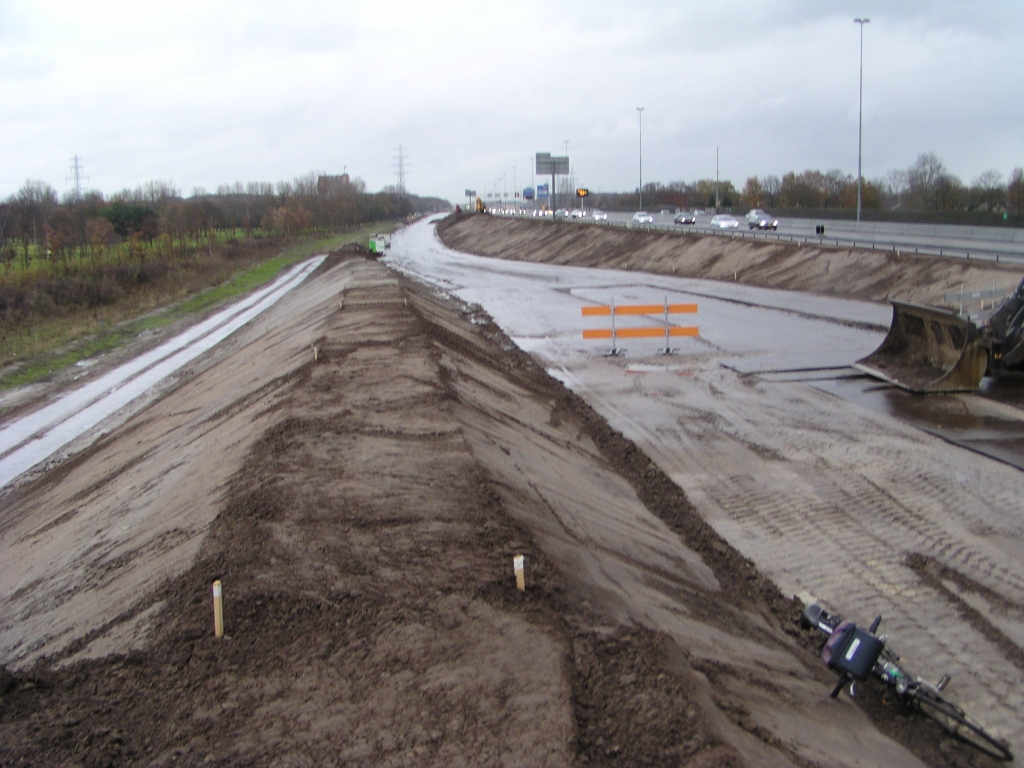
[493,213,1024,264]
[944,287,1010,304]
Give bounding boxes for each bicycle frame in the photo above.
[800,603,1013,762]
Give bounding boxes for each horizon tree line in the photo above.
[0,172,447,273]
[580,152,1023,215]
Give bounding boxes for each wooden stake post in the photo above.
[514,555,525,591]
[213,580,224,639]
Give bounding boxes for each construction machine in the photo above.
[855,276,1024,392]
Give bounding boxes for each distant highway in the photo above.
[495,209,1024,263]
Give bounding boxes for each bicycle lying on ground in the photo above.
[801,603,1014,762]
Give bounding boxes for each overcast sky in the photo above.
[2,0,1022,203]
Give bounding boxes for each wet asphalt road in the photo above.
[503,210,1024,262]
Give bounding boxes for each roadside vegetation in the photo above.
[574,152,1024,224]
[0,172,449,389]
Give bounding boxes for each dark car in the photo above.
[746,209,779,230]
[674,211,697,225]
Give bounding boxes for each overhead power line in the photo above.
[66,155,89,199]
[393,145,408,196]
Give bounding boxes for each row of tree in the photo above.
[0,173,449,272]
[740,153,1023,212]
[578,153,1023,215]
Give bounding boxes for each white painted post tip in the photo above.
[513,555,525,591]
[212,580,224,639]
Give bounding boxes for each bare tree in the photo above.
[44,207,74,266]
[85,217,115,264]
[972,169,1005,211]
[882,169,908,206]
[906,152,956,210]
[13,180,58,267]
[741,177,763,208]
[1008,168,1024,213]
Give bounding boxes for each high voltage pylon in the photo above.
[66,155,89,199]
[393,145,408,196]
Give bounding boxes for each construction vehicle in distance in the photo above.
[475,197,486,213]
[855,276,1024,392]
[368,234,390,255]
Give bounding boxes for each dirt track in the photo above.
[0,241,1012,766]
[428,214,1024,763]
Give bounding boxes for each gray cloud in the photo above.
[1,0,1021,202]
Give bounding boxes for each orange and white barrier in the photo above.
[582,298,698,355]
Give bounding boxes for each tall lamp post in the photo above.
[854,17,869,224]
[636,107,644,211]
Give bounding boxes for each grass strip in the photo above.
[0,225,390,391]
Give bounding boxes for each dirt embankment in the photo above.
[0,255,766,766]
[0,253,985,766]
[437,214,1023,308]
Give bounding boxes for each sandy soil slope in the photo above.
[430,215,1024,764]
[438,214,1023,309]
[0,253,938,766]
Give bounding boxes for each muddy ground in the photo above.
[0,244,1009,766]
[436,214,1023,311]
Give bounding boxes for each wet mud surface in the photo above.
[431,214,1023,764]
[0,249,1012,766]
[437,213,1024,470]
[814,375,1024,471]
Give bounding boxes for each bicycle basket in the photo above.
[821,621,884,681]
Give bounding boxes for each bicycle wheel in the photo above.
[912,689,1013,762]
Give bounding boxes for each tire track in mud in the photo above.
[555,357,1024,755]
[428,213,1024,762]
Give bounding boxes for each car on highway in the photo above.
[710,214,739,229]
[570,209,587,218]
[554,209,570,219]
[674,211,697,225]
[746,209,779,230]
[631,211,654,224]
[593,210,608,221]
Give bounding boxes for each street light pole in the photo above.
[854,17,870,224]
[637,107,644,211]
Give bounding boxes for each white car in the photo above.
[710,214,739,229]
[593,210,608,221]
[631,211,654,224]
[570,208,587,218]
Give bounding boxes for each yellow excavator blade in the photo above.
[854,301,989,393]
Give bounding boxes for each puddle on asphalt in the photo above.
[812,374,1024,471]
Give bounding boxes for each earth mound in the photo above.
[0,254,965,766]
